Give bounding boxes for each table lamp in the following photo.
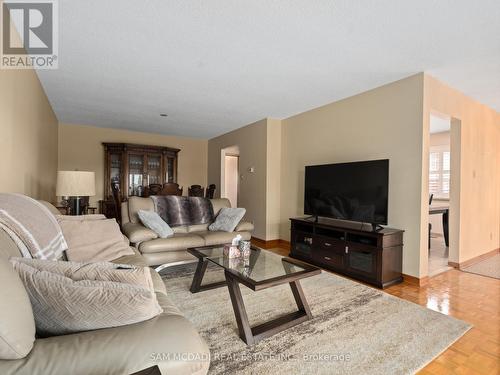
[56,171,96,215]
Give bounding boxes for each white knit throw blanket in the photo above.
[0,193,67,260]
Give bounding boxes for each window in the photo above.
[429,145,450,198]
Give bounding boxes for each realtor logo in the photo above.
[1,0,58,69]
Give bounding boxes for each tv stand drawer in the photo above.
[312,247,345,269]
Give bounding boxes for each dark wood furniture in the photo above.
[55,205,70,215]
[111,181,124,225]
[159,182,183,196]
[187,246,230,293]
[289,217,404,288]
[205,184,216,199]
[130,365,161,375]
[100,143,180,218]
[188,185,205,197]
[429,206,449,247]
[187,245,321,345]
[143,183,162,197]
[55,199,97,215]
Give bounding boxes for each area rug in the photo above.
[160,263,471,375]
[462,253,500,279]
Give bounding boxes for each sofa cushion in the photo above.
[234,221,255,232]
[139,233,204,254]
[137,210,174,238]
[112,247,148,267]
[210,198,231,216]
[173,225,189,234]
[60,219,134,262]
[197,230,251,246]
[140,251,198,267]
[209,207,246,232]
[128,197,155,224]
[188,223,210,233]
[11,261,163,337]
[122,223,158,243]
[0,258,35,359]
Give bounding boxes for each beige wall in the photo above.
[423,75,500,266]
[0,69,58,201]
[208,119,269,239]
[430,131,450,147]
[280,74,425,277]
[58,123,208,206]
[266,119,282,240]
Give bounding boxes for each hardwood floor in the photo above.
[268,247,500,375]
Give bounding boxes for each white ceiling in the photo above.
[430,114,451,134]
[36,1,500,139]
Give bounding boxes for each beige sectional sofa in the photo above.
[121,197,254,266]
[0,202,210,375]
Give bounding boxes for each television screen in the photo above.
[304,159,389,224]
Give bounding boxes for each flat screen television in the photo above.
[304,159,389,225]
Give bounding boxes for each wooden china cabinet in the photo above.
[100,143,180,219]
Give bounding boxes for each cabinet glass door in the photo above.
[166,157,175,183]
[109,153,121,196]
[347,249,377,277]
[128,154,144,196]
[146,154,162,185]
[293,231,313,257]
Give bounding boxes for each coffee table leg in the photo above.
[225,271,254,345]
[290,280,312,318]
[190,258,208,293]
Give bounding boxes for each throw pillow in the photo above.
[137,210,174,238]
[10,257,153,290]
[11,260,163,337]
[208,207,246,232]
[59,219,134,262]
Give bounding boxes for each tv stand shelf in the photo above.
[289,217,404,288]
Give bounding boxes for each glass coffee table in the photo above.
[187,245,321,345]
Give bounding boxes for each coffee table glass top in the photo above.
[194,246,312,283]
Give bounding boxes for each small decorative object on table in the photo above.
[223,234,242,258]
[239,240,251,258]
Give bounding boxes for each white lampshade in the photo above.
[56,171,96,197]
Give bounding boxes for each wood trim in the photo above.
[451,247,500,269]
[402,273,429,287]
[251,237,279,249]
[251,237,291,250]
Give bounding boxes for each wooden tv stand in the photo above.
[289,217,404,288]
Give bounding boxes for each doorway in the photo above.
[221,146,239,208]
[428,114,454,276]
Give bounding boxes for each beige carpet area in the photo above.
[161,263,471,375]
[462,254,500,279]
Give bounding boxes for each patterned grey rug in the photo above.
[160,263,471,375]
[462,253,500,279]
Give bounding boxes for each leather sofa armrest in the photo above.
[122,223,158,244]
[0,307,210,375]
[235,221,254,232]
